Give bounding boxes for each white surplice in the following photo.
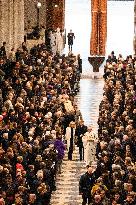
[82,131,97,165]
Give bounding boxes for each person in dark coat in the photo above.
[0,42,6,57]
[67,30,75,51]
[76,120,87,161]
[77,54,82,73]
[79,165,96,205]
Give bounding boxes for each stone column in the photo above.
[8,0,14,50]
[90,0,99,55]
[46,0,65,31]
[0,0,24,53]
[89,0,107,72]
[0,0,11,52]
[13,0,24,49]
[90,0,107,56]
[99,0,107,56]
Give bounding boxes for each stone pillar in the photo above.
[13,0,24,49]
[46,0,65,31]
[99,0,107,56]
[8,0,14,50]
[0,0,11,52]
[89,0,107,72]
[0,0,24,53]
[90,0,99,55]
[90,0,107,56]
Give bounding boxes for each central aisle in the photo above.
[75,79,104,128]
[51,78,104,205]
[50,147,87,205]
[51,1,134,205]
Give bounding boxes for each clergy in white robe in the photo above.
[50,31,56,56]
[55,27,64,55]
[82,127,97,165]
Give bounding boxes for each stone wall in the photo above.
[0,0,24,53]
[24,0,46,31]
[46,0,65,31]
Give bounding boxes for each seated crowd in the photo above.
[88,52,136,205]
[0,42,82,204]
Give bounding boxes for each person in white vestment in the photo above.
[50,31,56,56]
[55,27,63,55]
[40,26,45,41]
[82,126,97,166]
[65,121,76,160]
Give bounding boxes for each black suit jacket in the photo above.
[67,33,75,45]
[79,172,96,194]
[76,125,87,147]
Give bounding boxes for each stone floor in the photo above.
[75,78,104,130]
[50,146,87,205]
[51,1,134,204]
[50,78,104,205]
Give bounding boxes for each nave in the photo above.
[50,1,134,204]
[0,0,135,204]
[50,78,104,204]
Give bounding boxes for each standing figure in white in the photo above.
[50,31,56,56]
[55,27,64,55]
[82,126,97,166]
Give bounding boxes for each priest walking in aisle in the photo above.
[82,126,97,166]
[65,121,76,160]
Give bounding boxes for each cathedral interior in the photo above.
[0,0,136,205]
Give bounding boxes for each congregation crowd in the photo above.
[0,41,82,204]
[79,52,136,205]
[0,38,136,205]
